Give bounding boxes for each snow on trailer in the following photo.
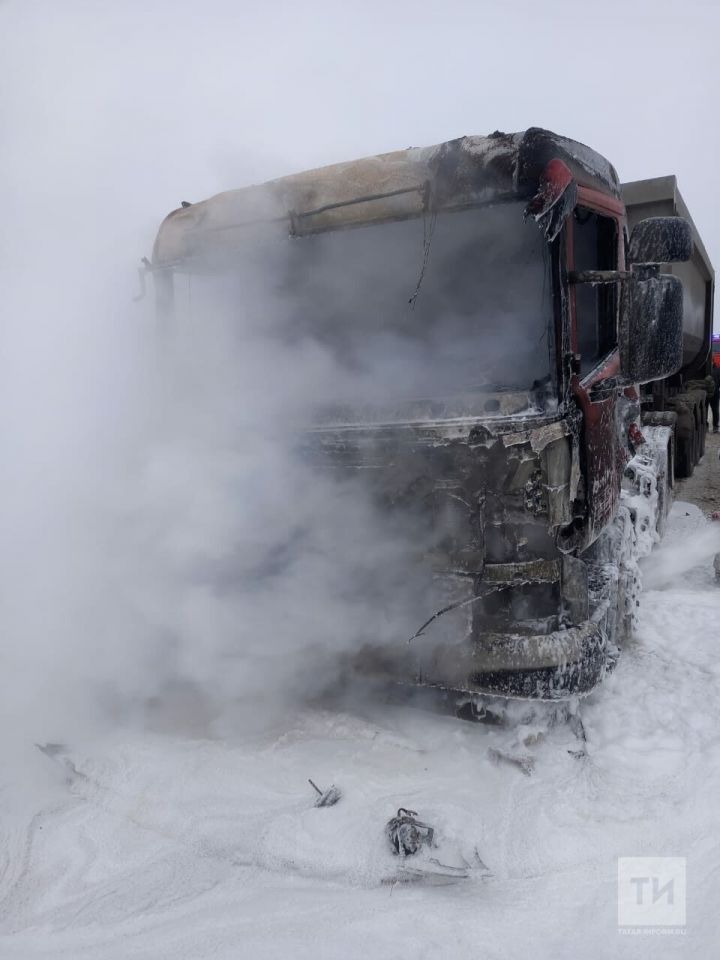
[145,127,708,703]
[622,176,716,478]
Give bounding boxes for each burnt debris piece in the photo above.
[487,746,535,777]
[308,778,342,807]
[384,809,486,884]
[386,808,435,856]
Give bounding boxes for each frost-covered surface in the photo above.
[623,452,661,558]
[2,503,720,959]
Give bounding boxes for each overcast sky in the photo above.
[1,0,718,313]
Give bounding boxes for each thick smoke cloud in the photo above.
[1,0,718,762]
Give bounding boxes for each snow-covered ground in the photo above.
[2,502,719,960]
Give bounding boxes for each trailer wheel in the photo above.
[699,418,705,460]
[667,397,695,478]
[686,383,710,460]
[698,401,707,459]
[688,389,707,464]
[676,432,694,478]
[691,402,702,464]
[689,425,697,472]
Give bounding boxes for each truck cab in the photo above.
[148,128,695,699]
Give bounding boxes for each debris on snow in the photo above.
[386,808,434,856]
[308,779,342,807]
[384,808,482,884]
[487,747,535,777]
[387,859,471,885]
[566,711,588,760]
[35,743,86,784]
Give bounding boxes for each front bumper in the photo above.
[425,620,607,699]
[354,619,607,701]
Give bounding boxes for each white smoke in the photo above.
[641,502,720,591]
[0,171,442,750]
[1,0,717,762]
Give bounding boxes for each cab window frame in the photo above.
[570,205,621,382]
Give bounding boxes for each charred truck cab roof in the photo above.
[152,128,621,267]
[149,129,679,701]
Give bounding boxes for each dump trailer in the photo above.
[148,127,712,701]
[622,177,715,476]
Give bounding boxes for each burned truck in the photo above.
[147,127,712,701]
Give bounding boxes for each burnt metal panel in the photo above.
[151,128,621,271]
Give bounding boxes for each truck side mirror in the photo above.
[618,273,683,385]
[628,217,692,265]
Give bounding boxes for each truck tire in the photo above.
[641,411,677,432]
[671,397,696,478]
[686,387,709,463]
[695,396,707,459]
[698,410,705,460]
[675,434,695,479]
[675,433,694,478]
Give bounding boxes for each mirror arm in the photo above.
[568,270,632,284]
[628,263,660,280]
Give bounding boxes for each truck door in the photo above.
[567,194,626,541]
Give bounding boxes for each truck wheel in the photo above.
[676,433,694,478]
[698,419,705,460]
[667,398,695,478]
[698,407,707,458]
[692,404,701,463]
[687,390,707,463]
[685,384,711,460]
[690,424,697,470]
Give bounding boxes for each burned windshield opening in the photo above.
[178,201,556,420]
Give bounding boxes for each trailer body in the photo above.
[622,177,715,476]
